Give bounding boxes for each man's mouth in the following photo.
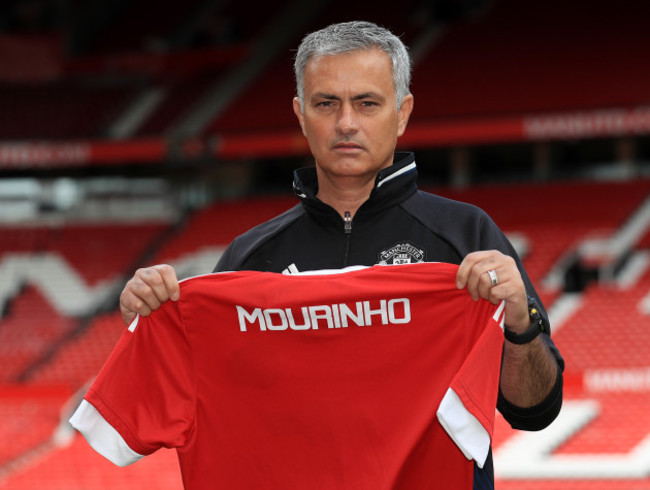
[333,142,363,150]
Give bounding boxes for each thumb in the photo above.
[121,308,137,327]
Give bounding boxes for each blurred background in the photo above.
[0,0,649,488]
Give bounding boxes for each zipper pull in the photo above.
[343,211,352,234]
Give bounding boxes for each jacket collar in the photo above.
[293,152,418,217]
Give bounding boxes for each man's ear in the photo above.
[397,94,414,138]
[293,97,307,137]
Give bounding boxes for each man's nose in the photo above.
[335,104,359,134]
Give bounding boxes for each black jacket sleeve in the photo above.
[466,203,565,431]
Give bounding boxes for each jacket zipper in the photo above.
[343,211,352,266]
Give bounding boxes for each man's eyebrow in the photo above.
[352,92,383,100]
[310,92,384,101]
[311,93,340,100]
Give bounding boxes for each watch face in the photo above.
[527,297,544,332]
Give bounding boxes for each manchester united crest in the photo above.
[377,242,426,265]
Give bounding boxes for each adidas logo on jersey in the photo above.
[236,298,411,332]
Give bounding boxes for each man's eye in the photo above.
[316,101,333,107]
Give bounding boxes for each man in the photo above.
[117,20,563,487]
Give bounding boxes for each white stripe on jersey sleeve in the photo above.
[128,315,139,332]
[493,300,506,329]
[69,399,144,467]
[436,388,491,468]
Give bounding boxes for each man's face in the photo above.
[293,49,413,183]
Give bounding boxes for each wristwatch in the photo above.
[503,296,546,345]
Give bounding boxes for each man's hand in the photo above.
[119,264,180,326]
[455,250,529,332]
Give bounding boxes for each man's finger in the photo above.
[135,265,180,304]
[477,268,496,302]
[137,268,169,304]
[120,289,153,325]
[456,250,494,289]
[153,264,180,302]
[458,251,499,300]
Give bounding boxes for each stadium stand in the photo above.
[134,66,233,137]
[1,0,650,488]
[0,436,182,490]
[0,385,71,471]
[0,286,77,383]
[410,0,650,119]
[87,0,207,55]
[0,81,139,141]
[0,223,169,384]
[24,312,124,389]
[639,230,650,250]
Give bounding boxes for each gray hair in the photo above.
[294,21,412,112]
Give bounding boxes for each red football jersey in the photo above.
[70,262,505,489]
